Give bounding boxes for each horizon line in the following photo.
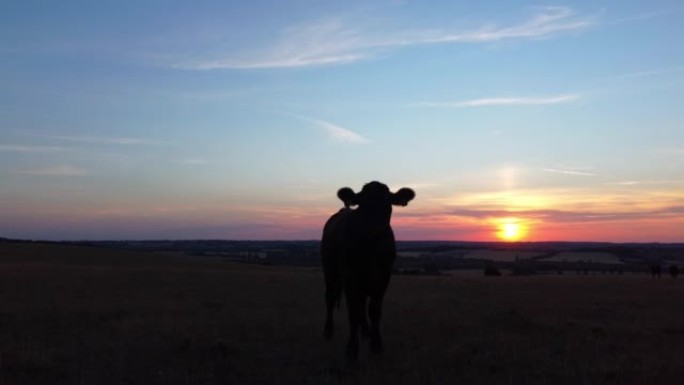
[2,237,682,245]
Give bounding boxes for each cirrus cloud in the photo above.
[13,165,88,177]
[411,94,581,108]
[175,6,596,70]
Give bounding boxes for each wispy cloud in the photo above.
[289,115,369,144]
[607,9,672,25]
[604,66,684,81]
[413,186,684,224]
[311,118,370,144]
[542,167,597,176]
[0,144,66,153]
[432,187,684,216]
[176,6,595,70]
[43,134,169,146]
[408,6,594,44]
[394,181,441,190]
[609,180,684,186]
[444,206,684,223]
[411,94,580,108]
[176,18,367,70]
[14,165,87,177]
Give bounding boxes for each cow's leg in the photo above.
[344,285,362,359]
[323,250,342,340]
[324,285,336,339]
[368,293,385,353]
[360,295,370,339]
[368,270,391,354]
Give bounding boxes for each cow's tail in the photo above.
[322,245,340,309]
[324,269,344,310]
[329,283,343,309]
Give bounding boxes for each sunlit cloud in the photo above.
[411,94,580,108]
[431,190,555,211]
[291,116,369,144]
[444,206,684,223]
[176,6,595,70]
[609,180,684,186]
[14,165,87,177]
[315,119,369,144]
[393,181,440,190]
[542,168,597,176]
[433,187,684,215]
[406,185,684,239]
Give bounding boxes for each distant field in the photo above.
[461,249,545,262]
[399,249,627,264]
[540,252,623,265]
[399,249,544,261]
[1,242,683,384]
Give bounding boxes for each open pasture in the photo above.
[1,242,683,384]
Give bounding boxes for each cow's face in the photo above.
[337,181,415,225]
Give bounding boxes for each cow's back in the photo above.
[321,208,353,291]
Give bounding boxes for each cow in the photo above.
[670,265,680,279]
[651,264,662,278]
[321,181,415,359]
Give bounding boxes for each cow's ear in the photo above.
[392,188,415,206]
[337,187,358,207]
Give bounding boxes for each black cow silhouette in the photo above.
[321,181,415,359]
[670,265,680,279]
[651,265,662,278]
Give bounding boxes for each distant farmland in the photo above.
[1,241,684,384]
[35,239,684,275]
[540,251,623,264]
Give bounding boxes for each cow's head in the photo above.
[337,181,415,225]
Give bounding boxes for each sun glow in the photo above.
[495,218,528,242]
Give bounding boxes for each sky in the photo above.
[1,0,683,242]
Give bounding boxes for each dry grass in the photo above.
[1,242,683,384]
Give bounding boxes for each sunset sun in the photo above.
[495,219,528,242]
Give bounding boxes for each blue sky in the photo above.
[1,0,683,241]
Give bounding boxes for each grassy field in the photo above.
[1,242,683,384]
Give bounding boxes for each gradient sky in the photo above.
[2,1,683,242]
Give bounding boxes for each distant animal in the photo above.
[651,265,662,278]
[670,265,680,279]
[484,265,502,276]
[321,181,415,359]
